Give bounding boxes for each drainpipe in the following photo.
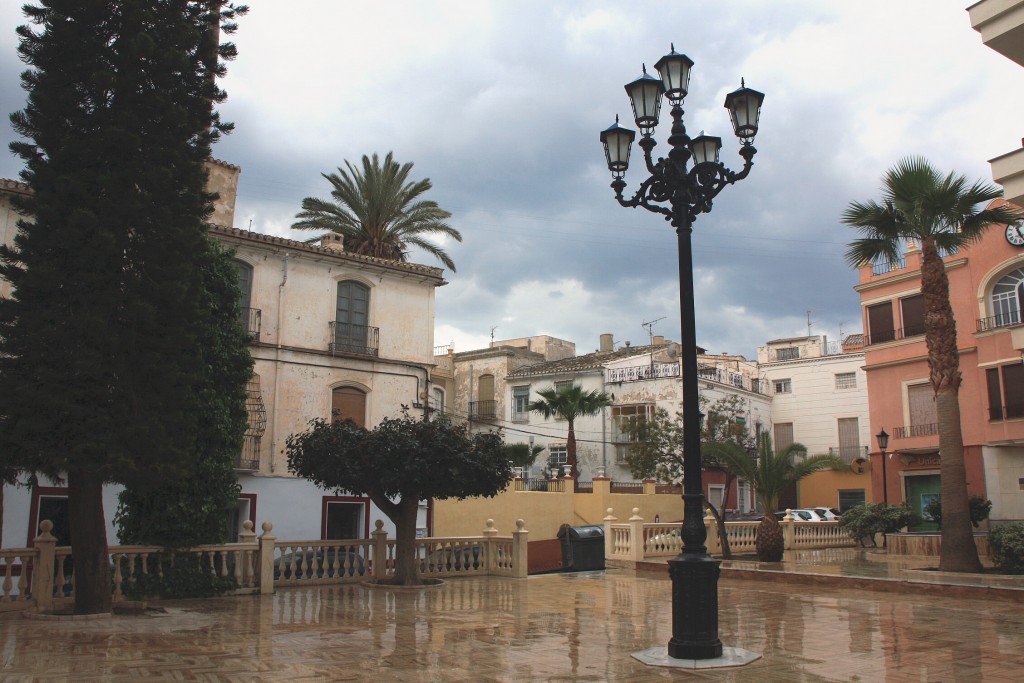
[270,252,289,473]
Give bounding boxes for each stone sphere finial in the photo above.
[375,520,384,530]
[261,521,273,533]
[39,520,53,533]
[516,519,525,530]
[243,520,254,532]
[486,519,495,530]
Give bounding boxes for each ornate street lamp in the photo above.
[876,429,890,506]
[600,46,764,662]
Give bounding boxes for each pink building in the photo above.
[856,203,1024,526]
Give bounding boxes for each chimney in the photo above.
[599,333,614,352]
[653,335,665,346]
[320,233,345,251]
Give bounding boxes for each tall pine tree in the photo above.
[0,1,247,614]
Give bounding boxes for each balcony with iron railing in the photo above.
[828,445,869,465]
[329,322,379,357]
[871,258,906,276]
[237,307,261,339]
[865,323,926,345]
[696,364,769,395]
[469,400,498,421]
[977,312,1022,333]
[235,434,260,471]
[605,362,680,383]
[892,422,938,439]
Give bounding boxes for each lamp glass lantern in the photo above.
[653,46,694,104]
[624,67,665,136]
[724,84,765,143]
[876,429,889,452]
[600,117,636,177]
[689,134,722,165]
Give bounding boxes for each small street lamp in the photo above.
[876,429,890,506]
[600,45,764,661]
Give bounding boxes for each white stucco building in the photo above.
[1,161,446,548]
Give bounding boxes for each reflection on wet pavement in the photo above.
[1,568,1022,681]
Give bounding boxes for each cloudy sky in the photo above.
[1,1,1020,358]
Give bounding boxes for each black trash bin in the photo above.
[557,524,605,571]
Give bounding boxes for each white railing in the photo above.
[1,518,528,613]
[603,508,856,562]
[605,362,680,383]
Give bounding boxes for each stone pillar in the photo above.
[372,520,389,581]
[704,509,721,555]
[629,508,645,562]
[258,522,276,595]
[782,510,796,550]
[33,520,57,612]
[238,520,257,586]
[483,519,498,574]
[603,508,617,558]
[512,519,528,578]
[643,479,657,495]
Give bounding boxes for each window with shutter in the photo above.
[868,301,895,343]
[900,294,925,337]
[332,386,367,428]
[774,423,794,451]
[907,383,937,429]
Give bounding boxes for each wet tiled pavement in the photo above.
[2,551,1023,681]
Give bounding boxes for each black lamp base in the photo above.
[667,553,723,660]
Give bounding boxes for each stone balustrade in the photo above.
[603,508,857,563]
[0,517,529,613]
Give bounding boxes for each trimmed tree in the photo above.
[286,414,513,586]
[705,433,842,562]
[527,384,612,479]
[843,156,1020,572]
[0,1,246,613]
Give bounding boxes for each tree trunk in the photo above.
[388,498,423,586]
[67,469,112,614]
[920,238,983,573]
[566,420,578,479]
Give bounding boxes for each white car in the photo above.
[807,507,841,521]
[774,509,825,522]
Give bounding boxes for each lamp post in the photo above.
[876,429,890,506]
[600,45,764,661]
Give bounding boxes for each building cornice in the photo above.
[864,346,977,371]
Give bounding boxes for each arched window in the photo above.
[334,281,374,354]
[991,267,1024,328]
[332,386,367,428]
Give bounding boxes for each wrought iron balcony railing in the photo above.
[469,400,498,420]
[235,434,260,471]
[828,445,869,464]
[605,362,680,383]
[329,322,379,356]
[240,307,261,339]
[871,258,906,276]
[892,422,938,439]
[977,312,1022,332]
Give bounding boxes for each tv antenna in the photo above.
[642,317,666,375]
[490,325,498,347]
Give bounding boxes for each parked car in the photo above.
[807,507,841,521]
[274,547,366,580]
[773,509,824,522]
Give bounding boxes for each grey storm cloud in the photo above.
[1,1,1020,357]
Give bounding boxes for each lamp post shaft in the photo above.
[881,450,888,506]
[667,212,723,660]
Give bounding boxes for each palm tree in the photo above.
[292,152,462,271]
[705,434,841,562]
[843,156,1021,573]
[527,384,612,479]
